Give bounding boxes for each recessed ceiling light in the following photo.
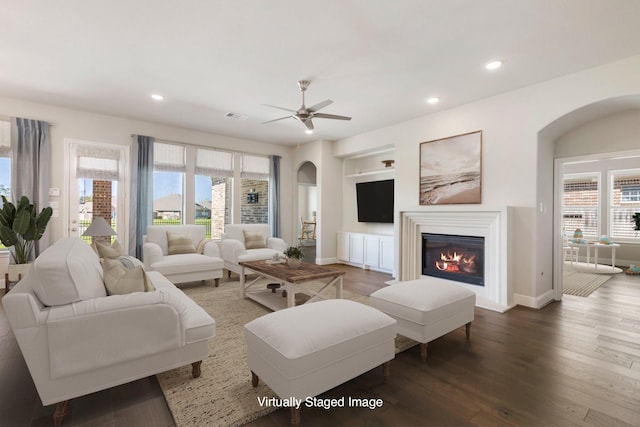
[426,97,439,104]
[485,60,502,70]
[151,94,164,101]
[305,129,313,134]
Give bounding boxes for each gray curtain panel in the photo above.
[129,135,154,259]
[269,155,281,238]
[10,117,51,258]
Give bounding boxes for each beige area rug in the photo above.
[156,279,417,427]
[563,269,611,297]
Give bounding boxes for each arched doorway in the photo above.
[538,95,640,301]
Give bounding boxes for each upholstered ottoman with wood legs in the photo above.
[244,299,396,426]
[370,278,475,362]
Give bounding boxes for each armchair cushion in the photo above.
[167,231,197,255]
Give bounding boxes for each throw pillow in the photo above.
[94,239,125,259]
[243,230,267,249]
[196,238,215,254]
[167,232,196,255]
[102,258,154,295]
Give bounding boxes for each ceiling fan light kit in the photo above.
[263,80,352,131]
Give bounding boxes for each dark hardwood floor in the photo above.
[1,266,639,426]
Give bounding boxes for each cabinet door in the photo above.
[379,236,394,271]
[349,234,365,264]
[364,235,380,267]
[337,233,350,261]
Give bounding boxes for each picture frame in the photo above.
[419,130,482,205]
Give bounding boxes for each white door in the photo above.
[65,139,128,247]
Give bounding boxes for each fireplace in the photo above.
[422,233,484,286]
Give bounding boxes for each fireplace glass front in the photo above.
[422,233,484,286]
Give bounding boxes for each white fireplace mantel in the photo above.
[399,207,514,312]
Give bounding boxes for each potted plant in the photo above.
[283,246,304,269]
[0,195,53,280]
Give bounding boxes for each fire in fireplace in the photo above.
[422,233,484,286]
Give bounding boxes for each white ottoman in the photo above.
[370,278,475,362]
[244,299,396,426]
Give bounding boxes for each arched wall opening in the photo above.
[537,95,640,302]
[296,161,318,263]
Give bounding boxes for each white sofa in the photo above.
[221,224,287,277]
[2,237,215,426]
[143,224,224,286]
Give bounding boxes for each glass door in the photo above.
[66,140,128,247]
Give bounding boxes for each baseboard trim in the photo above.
[514,290,555,309]
[316,257,337,266]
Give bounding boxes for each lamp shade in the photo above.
[82,217,116,237]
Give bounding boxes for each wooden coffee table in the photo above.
[239,260,345,311]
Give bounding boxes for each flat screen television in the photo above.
[356,179,394,223]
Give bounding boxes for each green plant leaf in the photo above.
[13,209,32,235]
[0,224,18,247]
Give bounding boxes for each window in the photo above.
[153,143,185,225]
[0,121,10,249]
[610,171,640,240]
[562,174,600,238]
[240,154,269,225]
[195,148,233,239]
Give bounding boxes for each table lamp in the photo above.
[82,217,116,242]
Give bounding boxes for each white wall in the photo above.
[0,95,295,246]
[334,54,640,306]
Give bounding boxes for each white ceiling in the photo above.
[2,0,640,146]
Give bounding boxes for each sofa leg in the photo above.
[54,400,69,427]
[191,361,202,378]
[383,361,391,383]
[420,343,428,362]
[251,371,259,387]
[227,270,231,278]
[290,406,301,426]
[214,278,220,287]
[466,322,472,340]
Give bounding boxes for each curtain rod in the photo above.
[130,134,271,157]
[0,115,54,126]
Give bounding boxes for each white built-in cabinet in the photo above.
[337,232,394,275]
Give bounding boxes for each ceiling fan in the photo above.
[263,80,351,131]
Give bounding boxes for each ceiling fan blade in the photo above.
[303,119,315,130]
[263,104,297,113]
[262,115,293,124]
[312,112,352,121]
[307,99,333,112]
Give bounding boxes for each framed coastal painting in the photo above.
[419,130,482,205]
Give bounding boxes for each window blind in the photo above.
[154,142,186,172]
[0,120,10,156]
[76,145,121,181]
[241,154,269,180]
[195,148,234,177]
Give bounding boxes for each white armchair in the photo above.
[2,237,215,427]
[143,224,224,286]
[221,224,287,277]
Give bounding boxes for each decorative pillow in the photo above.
[196,238,214,254]
[243,230,267,249]
[167,232,196,255]
[94,239,125,259]
[102,258,154,295]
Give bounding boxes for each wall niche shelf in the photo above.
[343,147,395,179]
